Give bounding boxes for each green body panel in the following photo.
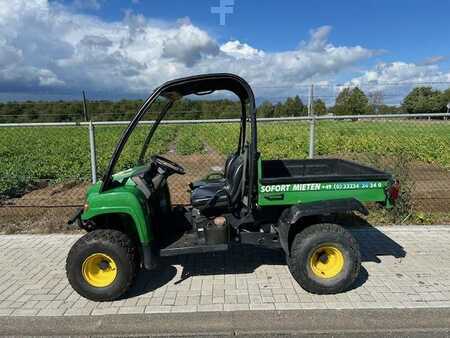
[257,158,390,207]
[258,180,389,206]
[81,166,152,245]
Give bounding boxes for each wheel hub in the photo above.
[318,253,328,264]
[310,245,344,279]
[82,253,117,287]
[98,260,110,270]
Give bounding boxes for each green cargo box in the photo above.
[258,159,393,207]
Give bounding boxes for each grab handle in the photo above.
[264,194,284,201]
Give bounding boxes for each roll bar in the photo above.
[100,73,258,208]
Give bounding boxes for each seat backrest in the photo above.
[225,148,247,205]
[224,152,239,178]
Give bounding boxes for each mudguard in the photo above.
[276,198,368,255]
[81,186,152,245]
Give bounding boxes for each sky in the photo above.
[0,0,450,102]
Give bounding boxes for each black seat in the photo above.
[189,153,239,190]
[191,151,245,209]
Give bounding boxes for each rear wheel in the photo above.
[287,223,360,294]
[66,229,137,301]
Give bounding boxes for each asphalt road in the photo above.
[1,308,449,337]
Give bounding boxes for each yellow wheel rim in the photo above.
[310,245,344,279]
[81,253,117,287]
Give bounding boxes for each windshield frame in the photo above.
[100,88,163,192]
[137,100,173,164]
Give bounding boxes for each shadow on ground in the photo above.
[126,214,406,298]
[124,265,178,299]
[336,213,407,263]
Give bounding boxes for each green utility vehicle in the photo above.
[66,74,399,301]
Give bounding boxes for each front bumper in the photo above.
[67,207,83,226]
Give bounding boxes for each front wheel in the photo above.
[287,223,361,294]
[66,229,137,301]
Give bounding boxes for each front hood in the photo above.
[111,165,148,183]
[86,181,101,196]
[85,165,148,199]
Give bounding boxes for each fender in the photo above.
[276,198,368,255]
[76,181,157,270]
[81,186,152,246]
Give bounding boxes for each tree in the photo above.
[257,101,274,117]
[272,102,286,117]
[377,104,403,115]
[284,95,306,116]
[402,87,444,114]
[332,87,369,115]
[313,99,327,115]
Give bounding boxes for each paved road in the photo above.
[0,226,449,318]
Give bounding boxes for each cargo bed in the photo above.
[260,159,391,185]
[257,159,393,206]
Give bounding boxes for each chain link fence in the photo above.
[1,113,449,233]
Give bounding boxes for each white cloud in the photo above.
[220,41,265,59]
[349,62,450,85]
[302,25,332,51]
[161,24,219,67]
[421,55,447,66]
[0,0,380,99]
[210,27,375,96]
[345,62,450,105]
[73,0,105,10]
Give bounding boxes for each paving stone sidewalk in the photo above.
[0,226,449,317]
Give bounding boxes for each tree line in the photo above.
[1,86,449,123]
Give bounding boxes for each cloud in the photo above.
[349,62,450,85]
[302,25,332,51]
[73,0,105,10]
[0,0,379,99]
[161,24,219,67]
[346,62,450,105]
[421,55,447,66]
[220,41,265,59]
[213,26,375,96]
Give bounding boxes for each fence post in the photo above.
[88,121,97,183]
[308,84,315,159]
[83,91,97,183]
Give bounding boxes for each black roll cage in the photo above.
[100,73,258,209]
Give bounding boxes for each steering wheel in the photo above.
[151,155,185,175]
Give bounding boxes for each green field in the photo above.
[1,120,450,198]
